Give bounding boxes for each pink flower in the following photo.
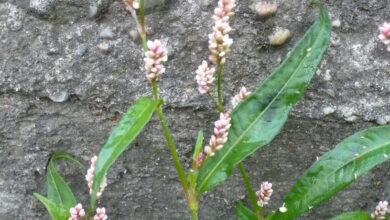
[208,0,236,65]
[231,87,251,108]
[213,0,236,22]
[371,201,388,220]
[204,112,231,157]
[69,203,85,220]
[123,0,138,10]
[256,181,273,207]
[379,22,390,51]
[85,155,107,200]
[195,152,205,170]
[94,207,108,220]
[195,61,215,94]
[144,40,168,82]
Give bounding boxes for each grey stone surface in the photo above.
[1,0,390,219]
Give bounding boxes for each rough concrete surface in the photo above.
[1,0,390,219]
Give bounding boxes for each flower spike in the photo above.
[371,201,388,220]
[94,207,108,220]
[195,61,215,94]
[231,86,251,109]
[69,203,85,220]
[204,112,231,157]
[144,40,168,82]
[256,181,273,207]
[379,22,390,51]
[85,155,107,200]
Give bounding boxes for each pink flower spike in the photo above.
[195,152,205,170]
[85,155,107,200]
[379,22,390,51]
[204,112,231,157]
[208,0,236,65]
[69,203,85,220]
[144,40,168,82]
[256,181,273,207]
[371,201,388,220]
[195,61,215,94]
[94,207,108,220]
[231,87,251,109]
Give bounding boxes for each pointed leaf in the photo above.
[192,130,204,169]
[329,211,371,220]
[47,152,82,209]
[271,125,390,220]
[197,7,331,193]
[90,97,157,209]
[34,193,69,220]
[235,202,258,220]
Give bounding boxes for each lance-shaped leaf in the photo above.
[329,211,371,220]
[47,152,82,210]
[34,193,70,220]
[235,202,258,220]
[196,7,331,193]
[271,125,390,220]
[90,97,157,210]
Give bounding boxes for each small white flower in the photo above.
[279,203,287,213]
[132,0,139,9]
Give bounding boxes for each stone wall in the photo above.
[1,0,390,219]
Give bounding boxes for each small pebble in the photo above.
[76,44,88,56]
[129,29,139,41]
[344,115,358,122]
[322,106,335,115]
[323,69,331,81]
[48,90,69,103]
[376,116,390,125]
[269,28,291,46]
[331,19,341,28]
[99,27,115,40]
[252,2,278,18]
[98,42,111,53]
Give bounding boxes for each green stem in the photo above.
[152,81,199,219]
[217,64,223,107]
[151,82,189,195]
[212,64,260,219]
[190,209,198,220]
[129,5,197,218]
[128,1,147,50]
[139,0,147,50]
[238,163,263,220]
[207,92,223,112]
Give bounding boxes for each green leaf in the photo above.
[197,7,331,194]
[235,202,258,220]
[47,152,82,210]
[192,130,204,169]
[34,193,69,220]
[329,211,371,220]
[271,125,390,220]
[90,97,157,209]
